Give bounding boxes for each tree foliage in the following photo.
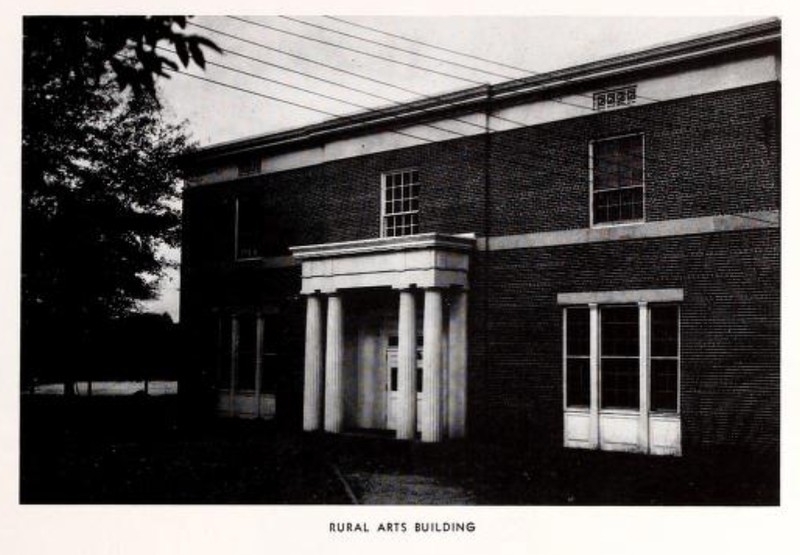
[21,17,217,385]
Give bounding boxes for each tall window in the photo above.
[382,169,420,237]
[650,305,679,412]
[600,306,640,409]
[235,194,263,259]
[217,312,279,395]
[591,134,644,225]
[564,304,680,413]
[565,307,590,407]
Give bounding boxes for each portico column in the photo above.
[396,289,417,440]
[324,293,345,433]
[302,295,324,431]
[447,289,468,439]
[421,288,444,442]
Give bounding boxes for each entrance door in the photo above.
[385,336,423,431]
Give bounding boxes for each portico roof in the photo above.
[289,233,475,294]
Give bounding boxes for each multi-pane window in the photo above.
[600,306,640,409]
[650,305,679,412]
[564,304,680,412]
[593,86,637,111]
[382,169,420,237]
[565,307,591,407]
[235,194,263,259]
[591,134,644,225]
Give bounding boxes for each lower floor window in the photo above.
[562,297,681,455]
[216,312,279,394]
[564,302,680,413]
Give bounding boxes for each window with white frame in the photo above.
[565,307,591,407]
[591,134,644,226]
[382,169,420,237]
[564,303,680,413]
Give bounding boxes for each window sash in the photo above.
[590,134,645,226]
[563,303,679,413]
[382,169,420,237]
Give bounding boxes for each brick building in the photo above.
[180,20,780,457]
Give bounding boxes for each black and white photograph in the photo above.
[3,3,797,554]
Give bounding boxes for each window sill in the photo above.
[590,219,645,230]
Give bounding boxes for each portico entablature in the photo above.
[289,233,475,294]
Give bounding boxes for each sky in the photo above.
[142,15,767,319]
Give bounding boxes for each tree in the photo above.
[21,17,217,390]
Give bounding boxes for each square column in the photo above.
[421,288,444,442]
[302,295,324,431]
[396,289,417,440]
[638,301,650,453]
[324,294,345,433]
[447,289,468,439]
[588,303,599,448]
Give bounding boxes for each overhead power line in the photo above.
[324,15,533,76]
[167,65,749,190]
[184,19,767,178]
[227,16,487,86]
[228,16,747,142]
[279,15,517,81]
[189,21,428,98]
[190,19,745,175]
[320,15,752,129]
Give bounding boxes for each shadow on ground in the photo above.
[20,396,778,505]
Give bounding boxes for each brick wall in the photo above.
[469,228,779,452]
[181,82,780,450]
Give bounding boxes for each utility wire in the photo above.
[227,15,487,86]
[186,19,757,176]
[175,64,775,234]
[279,15,516,81]
[167,65,755,189]
[323,15,764,118]
[278,16,757,137]
[159,47,465,139]
[190,21,427,97]
[324,15,532,76]
[165,68,436,145]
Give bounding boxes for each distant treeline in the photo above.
[23,312,182,385]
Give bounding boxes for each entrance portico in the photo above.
[290,233,473,442]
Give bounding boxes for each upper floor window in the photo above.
[382,169,420,237]
[590,133,645,226]
[235,194,263,259]
[593,86,637,111]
